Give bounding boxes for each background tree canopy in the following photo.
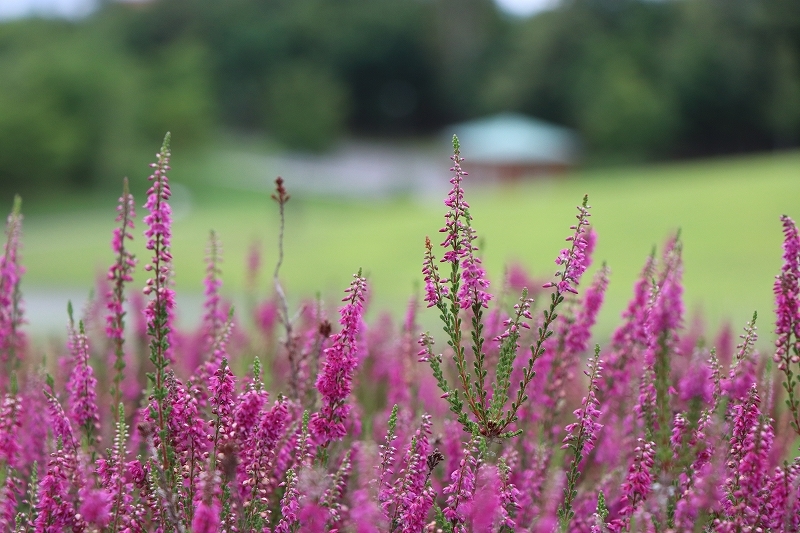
[1,0,799,194]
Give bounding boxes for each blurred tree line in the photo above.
[1,0,799,193]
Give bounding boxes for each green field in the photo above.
[14,145,800,338]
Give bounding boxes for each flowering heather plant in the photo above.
[1,133,800,533]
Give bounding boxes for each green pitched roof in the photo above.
[449,113,580,165]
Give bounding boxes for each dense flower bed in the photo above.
[0,134,798,532]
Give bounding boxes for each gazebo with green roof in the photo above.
[448,112,580,181]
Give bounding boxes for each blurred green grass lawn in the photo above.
[17,144,800,337]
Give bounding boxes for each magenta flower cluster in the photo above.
[0,135,799,533]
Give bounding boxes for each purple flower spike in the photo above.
[65,322,100,445]
[202,230,225,346]
[438,136,492,310]
[106,178,136,343]
[191,500,221,533]
[0,391,21,530]
[106,178,137,415]
[646,236,684,351]
[0,196,25,389]
[774,215,800,433]
[275,469,301,533]
[562,353,604,458]
[564,265,610,356]
[310,271,368,445]
[774,215,800,364]
[608,439,655,532]
[422,236,447,308]
[439,139,471,265]
[143,133,176,362]
[443,437,479,530]
[544,195,592,295]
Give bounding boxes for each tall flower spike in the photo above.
[65,320,100,448]
[202,230,225,349]
[607,439,655,533]
[440,136,491,310]
[558,348,604,531]
[0,386,21,531]
[422,236,447,308]
[774,215,800,433]
[106,178,136,419]
[310,270,368,445]
[143,132,176,360]
[443,436,480,532]
[0,196,24,390]
[439,135,471,266]
[544,195,592,295]
[564,264,610,357]
[142,133,177,485]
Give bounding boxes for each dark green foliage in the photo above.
[2,0,800,194]
[0,18,213,195]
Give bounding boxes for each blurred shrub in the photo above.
[264,61,349,152]
[0,22,133,191]
[0,19,213,195]
[1,0,800,190]
[136,39,215,150]
[575,56,677,155]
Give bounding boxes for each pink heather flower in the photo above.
[78,487,112,527]
[725,315,759,402]
[202,230,226,346]
[422,236,447,308]
[350,488,384,533]
[497,459,521,529]
[34,445,84,533]
[467,465,503,531]
[765,461,800,531]
[515,445,550,528]
[562,355,604,459]
[142,135,176,361]
[439,140,471,265]
[392,415,435,533]
[240,398,289,504]
[634,367,656,429]
[443,437,479,530]
[457,241,491,310]
[209,358,236,425]
[564,265,609,356]
[438,138,491,309]
[721,385,773,530]
[605,254,656,394]
[677,354,713,404]
[646,237,684,355]
[674,456,725,532]
[671,413,689,453]
[321,451,354,529]
[192,500,221,533]
[774,215,800,365]
[0,392,21,530]
[65,323,100,442]
[0,392,21,467]
[608,439,655,532]
[232,388,269,449]
[163,373,210,471]
[0,196,25,389]
[106,178,137,343]
[255,298,278,334]
[45,391,77,452]
[544,196,592,295]
[310,272,367,445]
[377,416,400,515]
[275,469,301,533]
